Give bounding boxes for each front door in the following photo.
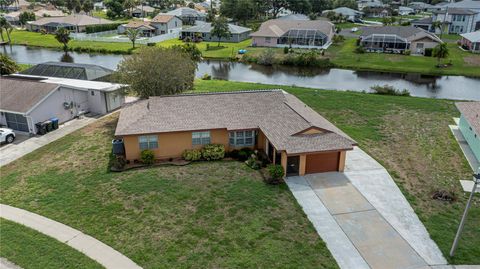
[287,156,300,177]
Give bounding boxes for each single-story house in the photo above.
[130,5,156,18]
[21,62,114,81]
[114,90,356,176]
[2,0,30,11]
[357,0,385,11]
[398,6,415,15]
[166,7,206,25]
[456,102,480,163]
[250,19,335,49]
[118,15,182,36]
[362,6,391,17]
[409,1,434,12]
[277,14,309,21]
[359,26,442,54]
[323,7,363,22]
[0,76,124,134]
[181,22,251,42]
[3,8,65,26]
[431,8,480,34]
[411,17,434,32]
[460,30,480,52]
[27,14,114,33]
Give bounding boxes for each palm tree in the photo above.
[126,28,141,48]
[431,21,443,38]
[433,43,449,65]
[0,17,13,43]
[55,27,71,52]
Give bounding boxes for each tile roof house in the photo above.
[460,30,480,52]
[1,76,124,134]
[359,26,442,54]
[455,102,480,163]
[250,19,335,49]
[27,14,113,33]
[115,90,356,176]
[181,22,252,42]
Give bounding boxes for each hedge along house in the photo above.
[359,26,442,55]
[456,102,480,164]
[250,19,335,49]
[180,22,252,42]
[27,14,114,33]
[115,90,356,176]
[0,76,124,134]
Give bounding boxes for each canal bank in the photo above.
[2,45,479,101]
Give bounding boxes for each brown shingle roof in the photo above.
[250,19,334,38]
[151,14,175,23]
[125,20,155,29]
[115,90,355,154]
[456,102,480,135]
[0,77,58,113]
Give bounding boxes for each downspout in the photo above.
[104,92,109,113]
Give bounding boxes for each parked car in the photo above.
[351,27,359,32]
[0,128,15,144]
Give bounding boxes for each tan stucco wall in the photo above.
[299,154,307,176]
[338,151,346,172]
[123,129,229,161]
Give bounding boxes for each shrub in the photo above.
[140,149,155,165]
[370,85,410,96]
[404,49,411,55]
[206,43,210,50]
[424,48,433,57]
[226,149,240,159]
[245,156,261,170]
[201,144,225,161]
[264,164,284,184]
[201,73,212,80]
[111,155,126,170]
[257,49,276,66]
[236,147,254,161]
[332,34,345,44]
[281,51,333,68]
[283,46,289,54]
[355,46,365,54]
[182,149,202,161]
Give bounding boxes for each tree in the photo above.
[105,0,126,18]
[0,17,13,43]
[115,46,197,98]
[125,28,141,48]
[311,0,331,14]
[173,42,202,61]
[65,0,80,11]
[431,20,444,38]
[123,0,136,16]
[55,27,71,52]
[206,7,216,22]
[332,0,357,9]
[82,0,94,13]
[211,16,230,46]
[187,1,194,8]
[220,0,256,25]
[0,54,19,75]
[19,11,36,26]
[433,43,449,65]
[288,0,311,15]
[264,0,289,18]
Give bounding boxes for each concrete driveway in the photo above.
[286,147,447,269]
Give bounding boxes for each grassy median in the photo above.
[0,218,102,269]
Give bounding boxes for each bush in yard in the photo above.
[257,49,276,66]
[354,46,365,54]
[264,164,284,184]
[182,149,202,161]
[201,144,225,161]
[245,156,261,170]
[201,73,212,80]
[140,149,155,165]
[332,34,345,44]
[237,148,254,161]
[404,49,411,55]
[370,85,410,96]
[111,155,126,170]
[424,48,433,57]
[283,46,289,54]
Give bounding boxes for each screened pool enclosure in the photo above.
[278,29,329,47]
[360,34,409,52]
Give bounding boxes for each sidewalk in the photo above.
[0,204,142,269]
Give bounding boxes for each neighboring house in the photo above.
[271,7,294,17]
[411,17,434,32]
[251,19,335,49]
[114,90,356,176]
[166,7,206,25]
[2,0,30,11]
[130,5,156,18]
[181,22,251,42]
[323,7,363,22]
[456,102,480,163]
[277,14,309,20]
[460,30,480,52]
[409,2,434,13]
[359,26,443,54]
[94,2,105,11]
[363,7,391,17]
[27,14,114,33]
[431,8,480,34]
[0,76,124,134]
[3,9,65,26]
[398,6,415,15]
[21,62,114,81]
[118,14,182,36]
[357,0,385,11]
[438,0,480,13]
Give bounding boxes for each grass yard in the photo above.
[0,113,338,269]
[327,38,480,77]
[192,80,480,264]
[0,218,102,269]
[10,30,138,54]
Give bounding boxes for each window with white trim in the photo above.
[139,135,158,150]
[229,130,255,147]
[192,131,211,145]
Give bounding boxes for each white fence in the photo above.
[70,30,179,44]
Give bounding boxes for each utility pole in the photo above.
[449,169,480,257]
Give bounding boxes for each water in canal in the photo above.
[3,45,479,100]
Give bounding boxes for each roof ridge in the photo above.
[146,89,284,98]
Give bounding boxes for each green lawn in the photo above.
[193,80,479,264]
[0,218,102,269]
[10,30,138,54]
[327,38,480,77]
[0,113,338,269]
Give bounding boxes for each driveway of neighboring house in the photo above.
[286,147,448,269]
[0,116,97,167]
